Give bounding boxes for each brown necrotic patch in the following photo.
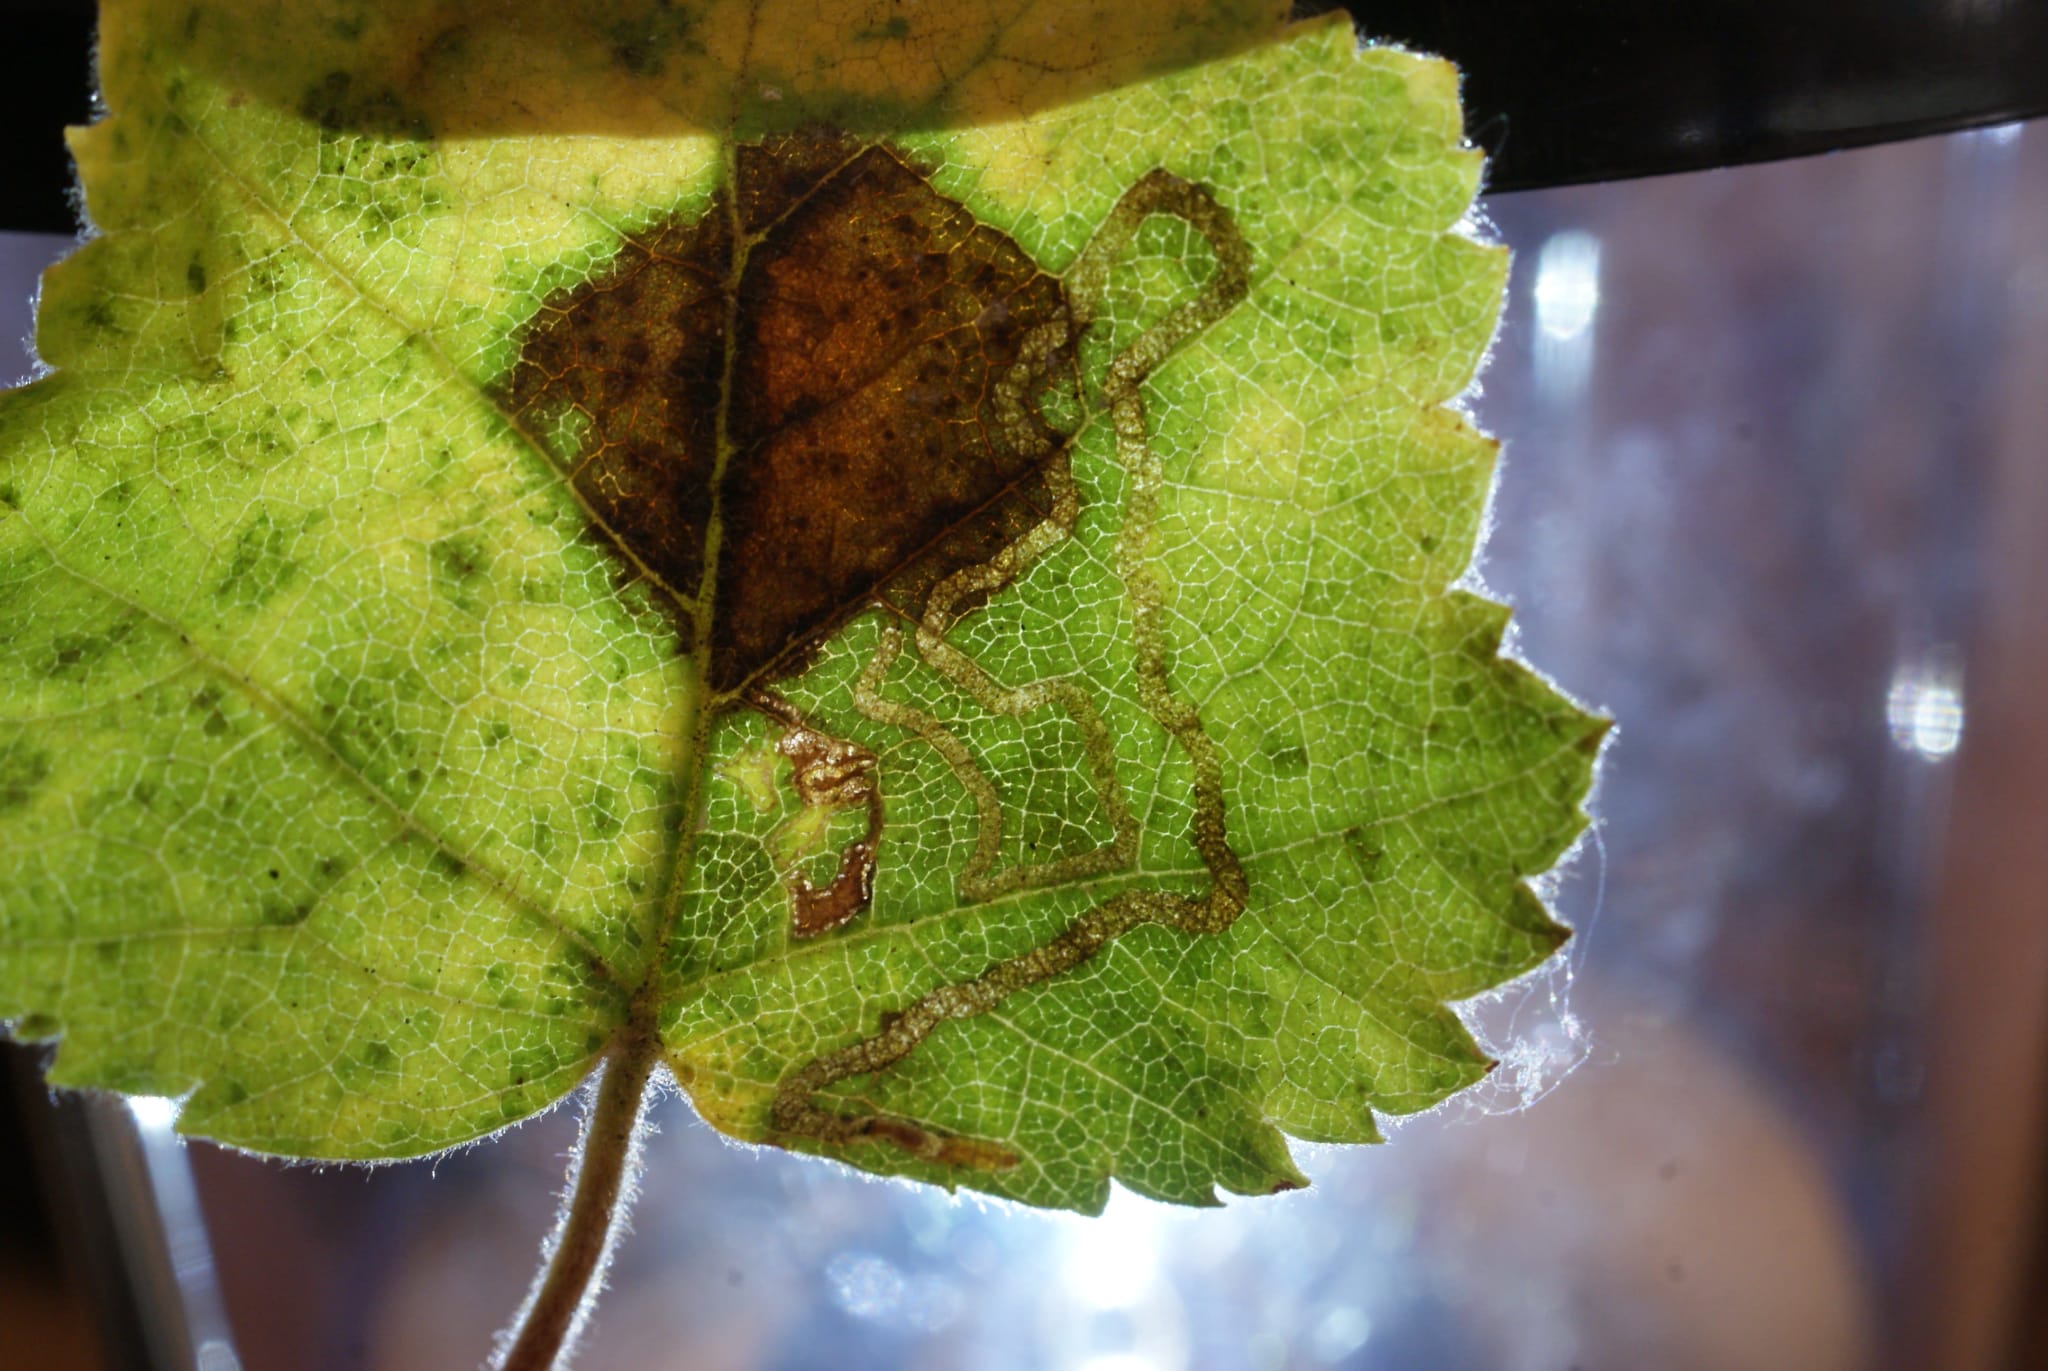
[754,691,885,939]
[502,131,1081,695]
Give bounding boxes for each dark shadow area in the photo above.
[105,0,1290,140]
[6,0,2048,234]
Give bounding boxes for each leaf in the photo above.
[0,0,1604,1214]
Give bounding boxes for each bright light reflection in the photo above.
[1886,656,1965,760]
[1075,1357,1160,1371]
[122,1093,245,1370]
[825,1251,906,1322]
[128,1094,181,1132]
[1533,230,1603,341]
[1310,1304,1373,1363]
[1062,1189,1165,1309]
[197,1338,243,1371]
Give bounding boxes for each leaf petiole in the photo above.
[498,1031,659,1371]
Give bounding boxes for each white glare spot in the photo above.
[128,1095,180,1133]
[1531,230,1604,400]
[1533,231,1603,341]
[1310,1304,1373,1363]
[1063,1189,1165,1309]
[1077,1358,1162,1371]
[1979,121,2023,146]
[1887,655,1965,760]
[825,1251,906,1322]
[196,1338,243,1371]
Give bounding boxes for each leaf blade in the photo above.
[1,5,1603,1208]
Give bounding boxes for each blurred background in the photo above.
[4,11,2048,1371]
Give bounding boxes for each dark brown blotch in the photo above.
[504,214,729,610]
[790,837,878,938]
[503,130,1081,695]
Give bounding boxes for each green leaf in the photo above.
[0,1,1603,1213]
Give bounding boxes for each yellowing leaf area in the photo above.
[0,0,1603,1214]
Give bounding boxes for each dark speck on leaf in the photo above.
[0,741,52,813]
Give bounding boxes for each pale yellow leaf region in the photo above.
[0,0,1604,1217]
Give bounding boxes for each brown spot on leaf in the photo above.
[764,698,886,937]
[774,720,876,810]
[503,131,1080,695]
[856,1116,1020,1171]
[789,837,878,937]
